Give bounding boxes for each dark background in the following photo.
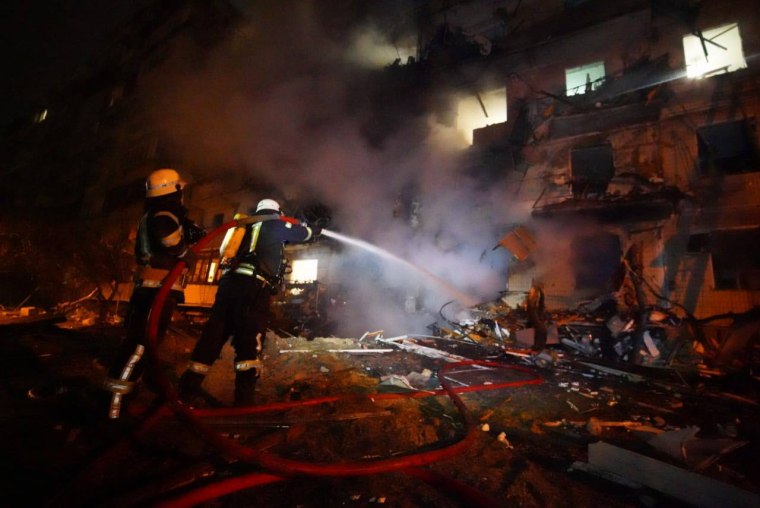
[0,1,143,132]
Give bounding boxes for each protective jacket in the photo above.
[104,193,204,419]
[134,198,205,291]
[179,213,316,406]
[227,215,315,286]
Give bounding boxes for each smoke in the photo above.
[140,1,515,336]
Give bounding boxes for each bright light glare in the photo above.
[347,27,416,69]
[290,259,318,282]
[456,87,507,145]
[206,261,218,283]
[683,23,747,78]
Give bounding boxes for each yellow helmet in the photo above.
[146,168,185,198]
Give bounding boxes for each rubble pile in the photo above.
[434,295,758,379]
[0,291,758,507]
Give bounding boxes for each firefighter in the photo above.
[178,198,320,406]
[103,168,205,419]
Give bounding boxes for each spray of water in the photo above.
[321,228,480,308]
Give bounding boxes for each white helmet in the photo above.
[256,198,281,213]
[146,168,185,198]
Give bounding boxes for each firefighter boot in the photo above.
[178,370,206,406]
[234,369,257,407]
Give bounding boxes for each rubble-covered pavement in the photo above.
[1,298,758,508]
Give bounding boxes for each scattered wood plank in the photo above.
[0,312,66,332]
[377,335,468,362]
[571,441,760,508]
[578,361,647,383]
[279,349,394,354]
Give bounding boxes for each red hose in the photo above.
[144,219,542,506]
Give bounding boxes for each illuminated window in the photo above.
[290,259,318,282]
[457,87,507,145]
[683,23,747,78]
[565,61,605,96]
[34,109,48,123]
[206,261,218,283]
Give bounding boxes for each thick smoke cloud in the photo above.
[141,1,514,336]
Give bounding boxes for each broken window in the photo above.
[565,61,605,96]
[571,232,622,292]
[688,228,760,290]
[290,259,318,283]
[697,119,758,175]
[683,23,747,78]
[571,144,615,198]
[456,87,507,145]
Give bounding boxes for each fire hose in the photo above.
[99,219,544,506]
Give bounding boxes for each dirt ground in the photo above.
[1,307,758,507]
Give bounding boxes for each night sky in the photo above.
[0,1,143,130]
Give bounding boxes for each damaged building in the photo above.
[406,0,760,371]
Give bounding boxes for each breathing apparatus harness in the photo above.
[222,213,301,293]
[134,211,206,291]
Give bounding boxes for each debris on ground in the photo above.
[0,289,758,507]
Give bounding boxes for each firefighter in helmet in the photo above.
[178,198,320,406]
[103,168,205,419]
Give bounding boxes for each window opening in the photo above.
[683,23,747,78]
[697,119,758,175]
[689,228,760,290]
[565,61,605,96]
[206,261,218,283]
[290,259,318,283]
[571,232,622,292]
[571,144,615,198]
[187,251,222,285]
[456,87,507,145]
